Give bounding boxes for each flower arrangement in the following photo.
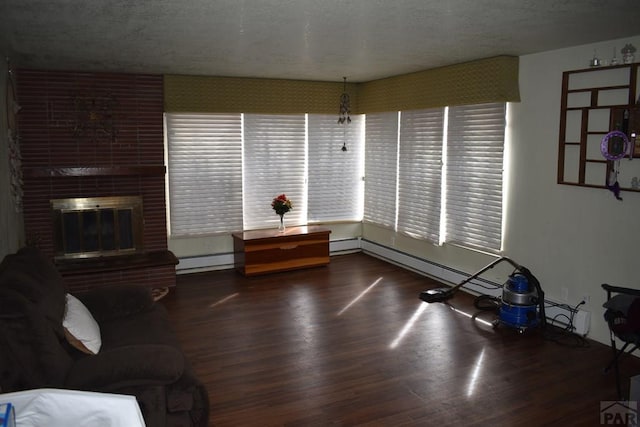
[271,194,293,216]
[621,43,636,64]
[621,44,636,55]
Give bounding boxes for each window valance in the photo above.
[164,55,519,114]
[164,75,355,114]
[359,56,519,113]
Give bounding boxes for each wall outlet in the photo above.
[561,287,569,302]
[581,294,590,305]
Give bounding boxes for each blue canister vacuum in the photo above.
[420,257,546,332]
[498,272,544,331]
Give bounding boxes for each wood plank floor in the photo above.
[161,253,640,426]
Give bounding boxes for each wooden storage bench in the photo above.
[232,226,330,276]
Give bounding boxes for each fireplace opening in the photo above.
[51,196,144,259]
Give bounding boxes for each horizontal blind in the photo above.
[446,103,506,252]
[165,113,243,236]
[397,108,444,243]
[364,112,399,229]
[308,115,364,222]
[243,114,307,230]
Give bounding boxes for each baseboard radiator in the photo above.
[360,239,590,336]
[175,238,362,275]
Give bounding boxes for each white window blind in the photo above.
[445,103,506,252]
[364,112,399,229]
[308,115,365,222]
[243,114,307,230]
[165,113,243,236]
[397,108,444,243]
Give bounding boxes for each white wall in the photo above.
[508,35,640,345]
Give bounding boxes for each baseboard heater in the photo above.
[175,237,361,274]
[361,239,590,336]
[176,253,236,275]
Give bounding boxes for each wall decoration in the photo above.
[601,130,630,161]
[557,62,640,195]
[47,91,119,143]
[70,93,118,141]
[6,64,23,213]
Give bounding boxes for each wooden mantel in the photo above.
[23,166,166,178]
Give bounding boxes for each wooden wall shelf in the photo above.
[557,62,640,192]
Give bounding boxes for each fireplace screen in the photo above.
[51,196,144,259]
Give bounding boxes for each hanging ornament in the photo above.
[601,130,630,201]
[601,130,630,161]
[338,77,351,152]
[338,77,351,125]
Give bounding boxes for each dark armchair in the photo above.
[602,283,640,399]
[0,247,209,426]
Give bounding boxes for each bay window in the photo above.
[165,101,506,253]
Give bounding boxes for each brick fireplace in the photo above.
[16,69,176,292]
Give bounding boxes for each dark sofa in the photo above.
[0,246,209,426]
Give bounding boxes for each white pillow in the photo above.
[63,294,102,355]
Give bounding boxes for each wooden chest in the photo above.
[232,226,330,276]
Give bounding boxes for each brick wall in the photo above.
[16,69,175,291]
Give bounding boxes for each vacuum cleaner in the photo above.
[419,257,546,332]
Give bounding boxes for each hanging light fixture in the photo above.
[338,77,351,151]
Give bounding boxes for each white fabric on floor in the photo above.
[0,388,145,427]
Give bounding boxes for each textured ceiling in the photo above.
[2,0,640,82]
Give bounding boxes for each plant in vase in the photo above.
[621,44,636,64]
[271,194,293,231]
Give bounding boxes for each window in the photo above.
[243,114,307,230]
[397,108,444,243]
[363,112,399,229]
[445,103,506,252]
[308,115,364,222]
[166,113,364,234]
[166,103,506,253]
[165,113,243,236]
[362,103,506,253]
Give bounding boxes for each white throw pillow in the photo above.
[63,293,102,355]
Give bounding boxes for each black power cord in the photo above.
[472,293,589,348]
[543,300,590,348]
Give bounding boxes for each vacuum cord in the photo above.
[473,293,588,348]
[474,294,500,311]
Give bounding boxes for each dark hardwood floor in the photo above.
[161,253,640,426]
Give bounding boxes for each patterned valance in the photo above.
[164,75,357,114]
[358,56,520,113]
[164,55,519,114]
